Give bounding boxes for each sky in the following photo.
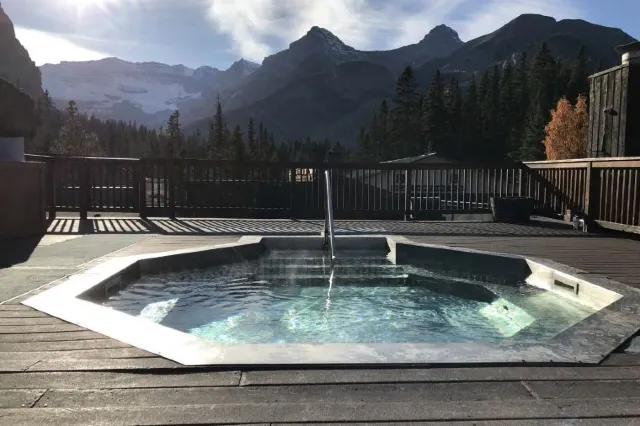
[3,0,639,70]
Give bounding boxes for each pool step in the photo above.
[251,275,411,287]
[260,256,393,267]
[256,264,404,276]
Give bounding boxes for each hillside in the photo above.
[0,2,41,99]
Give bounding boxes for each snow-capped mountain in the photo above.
[40,57,259,126]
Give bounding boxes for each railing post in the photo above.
[79,158,90,220]
[168,158,176,219]
[136,159,147,219]
[46,158,56,221]
[404,169,410,221]
[585,161,601,222]
[288,167,296,220]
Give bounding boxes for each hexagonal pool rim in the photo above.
[22,236,640,366]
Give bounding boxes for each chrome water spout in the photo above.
[324,168,336,263]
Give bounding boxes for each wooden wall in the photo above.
[588,63,640,157]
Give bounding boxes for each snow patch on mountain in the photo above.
[41,58,203,116]
[40,57,260,124]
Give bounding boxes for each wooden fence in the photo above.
[527,157,640,233]
[24,155,640,233]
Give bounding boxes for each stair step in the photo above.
[256,264,402,275]
[262,257,393,266]
[255,274,409,280]
[247,275,410,287]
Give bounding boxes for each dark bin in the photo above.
[490,196,533,223]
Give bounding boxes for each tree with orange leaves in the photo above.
[543,95,588,160]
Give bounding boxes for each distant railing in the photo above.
[526,157,640,233]
[24,154,640,234]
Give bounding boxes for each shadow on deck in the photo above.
[42,217,592,237]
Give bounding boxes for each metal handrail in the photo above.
[324,168,336,262]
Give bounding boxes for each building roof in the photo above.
[381,152,457,164]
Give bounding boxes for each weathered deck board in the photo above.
[602,353,640,366]
[0,317,67,326]
[0,390,47,409]
[0,331,110,343]
[0,339,132,352]
[26,358,184,371]
[32,382,534,408]
[3,399,640,425]
[0,347,153,360]
[0,371,242,389]
[0,310,52,318]
[240,367,640,385]
[0,324,87,334]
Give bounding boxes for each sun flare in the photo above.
[57,0,121,18]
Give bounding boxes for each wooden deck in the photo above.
[1,221,640,424]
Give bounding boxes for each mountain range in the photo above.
[40,57,260,126]
[0,2,636,145]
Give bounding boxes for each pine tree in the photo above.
[51,100,102,156]
[230,125,245,160]
[479,66,501,157]
[208,97,225,160]
[499,61,516,156]
[520,43,558,160]
[165,110,183,158]
[376,100,391,159]
[390,66,421,157]
[511,52,530,157]
[422,70,446,154]
[444,76,463,154]
[357,126,372,161]
[567,46,589,104]
[459,74,480,158]
[247,118,256,160]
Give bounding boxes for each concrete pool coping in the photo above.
[22,235,640,366]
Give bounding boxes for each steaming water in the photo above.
[103,250,596,344]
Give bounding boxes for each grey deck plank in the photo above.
[0,310,51,318]
[27,358,184,371]
[0,324,86,334]
[3,399,640,425]
[0,305,36,311]
[0,339,132,352]
[0,348,152,360]
[524,380,640,399]
[0,331,110,343]
[603,353,640,366]
[0,390,47,409]
[0,317,66,326]
[0,371,241,389]
[33,382,533,408]
[241,367,640,385]
[0,360,40,373]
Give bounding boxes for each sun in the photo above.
[57,0,121,18]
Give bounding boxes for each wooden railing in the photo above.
[24,154,640,233]
[526,157,640,233]
[26,155,527,221]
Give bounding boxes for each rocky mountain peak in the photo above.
[227,58,260,76]
[290,26,359,59]
[0,4,42,99]
[422,24,462,44]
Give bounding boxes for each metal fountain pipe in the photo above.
[323,150,337,262]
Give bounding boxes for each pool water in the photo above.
[104,250,596,345]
